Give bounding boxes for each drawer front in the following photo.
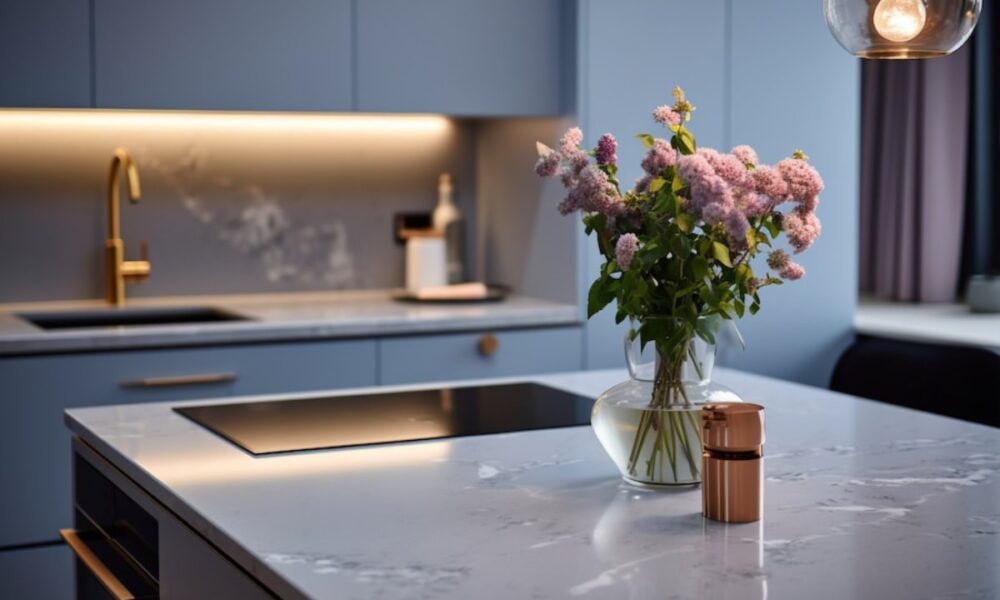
[379,326,582,385]
[0,339,376,548]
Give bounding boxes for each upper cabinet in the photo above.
[93,0,353,111]
[0,1,92,108]
[3,0,570,115]
[356,0,569,116]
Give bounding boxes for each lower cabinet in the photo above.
[0,543,74,600]
[379,326,583,385]
[71,439,275,599]
[0,338,377,550]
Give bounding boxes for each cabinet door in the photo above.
[356,0,567,116]
[93,0,352,111]
[0,338,376,548]
[379,326,582,385]
[0,545,74,600]
[0,0,91,107]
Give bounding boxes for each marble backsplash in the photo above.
[0,110,475,302]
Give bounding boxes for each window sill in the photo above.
[854,298,1000,352]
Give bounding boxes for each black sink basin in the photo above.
[19,306,250,331]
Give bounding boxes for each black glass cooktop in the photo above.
[175,383,594,455]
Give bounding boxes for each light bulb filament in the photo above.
[873,0,927,43]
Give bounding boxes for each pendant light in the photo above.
[825,0,981,58]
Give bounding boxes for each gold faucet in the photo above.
[106,147,150,306]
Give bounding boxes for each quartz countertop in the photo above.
[855,298,1000,352]
[65,369,1000,599]
[0,290,579,356]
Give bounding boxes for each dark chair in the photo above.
[831,335,1000,428]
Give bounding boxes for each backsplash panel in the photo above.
[0,111,474,302]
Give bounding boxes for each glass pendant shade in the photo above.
[825,0,981,58]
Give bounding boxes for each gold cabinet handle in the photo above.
[60,528,136,600]
[121,372,237,388]
[477,333,499,356]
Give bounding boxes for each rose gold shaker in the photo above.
[701,403,765,523]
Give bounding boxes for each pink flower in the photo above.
[653,105,682,127]
[766,249,807,279]
[725,210,750,246]
[615,233,640,271]
[731,145,759,167]
[677,153,714,185]
[634,174,653,193]
[782,207,821,253]
[559,168,577,189]
[559,127,583,155]
[735,188,768,217]
[535,151,561,177]
[595,133,618,166]
[569,152,590,175]
[799,195,820,212]
[777,158,824,200]
[558,127,590,176]
[641,139,677,176]
[701,200,730,226]
[557,166,624,221]
[780,262,806,280]
[711,153,752,188]
[751,166,789,204]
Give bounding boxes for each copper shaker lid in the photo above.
[701,403,765,453]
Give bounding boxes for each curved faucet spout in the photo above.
[107,147,142,241]
[105,147,150,306]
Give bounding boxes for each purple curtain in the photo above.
[859,45,971,302]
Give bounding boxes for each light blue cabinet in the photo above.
[0,338,376,549]
[93,0,353,111]
[0,544,73,600]
[379,327,583,385]
[356,0,568,115]
[0,0,91,108]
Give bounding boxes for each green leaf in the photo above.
[734,299,746,318]
[691,256,709,281]
[648,177,666,193]
[746,228,758,254]
[671,127,697,155]
[695,314,721,345]
[636,133,655,149]
[604,261,617,276]
[672,174,687,193]
[587,278,615,318]
[676,212,694,233]
[749,302,761,315]
[735,263,752,285]
[670,234,691,257]
[765,218,781,238]
[712,241,733,268]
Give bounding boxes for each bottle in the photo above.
[432,173,467,283]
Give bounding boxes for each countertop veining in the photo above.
[66,369,1000,600]
[0,290,579,356]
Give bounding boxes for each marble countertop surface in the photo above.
[65,368,1000,599]
[0,290,579,356]
[855,298,1000,352]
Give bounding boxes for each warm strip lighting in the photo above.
[143,439,452,488]
[0,109,453,136]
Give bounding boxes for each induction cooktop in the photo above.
[175,383,595,455]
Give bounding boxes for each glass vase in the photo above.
[591,317,742,486]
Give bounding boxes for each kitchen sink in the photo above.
[18,306,250,331]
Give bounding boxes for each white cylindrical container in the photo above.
[405,236,447,291]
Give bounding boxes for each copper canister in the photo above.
[701,402,765,523]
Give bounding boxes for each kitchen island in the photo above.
[65,369,1000,599]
